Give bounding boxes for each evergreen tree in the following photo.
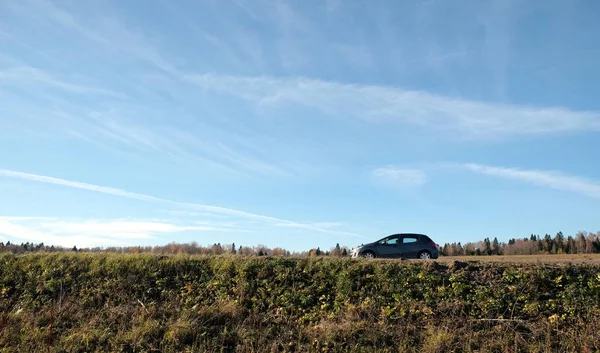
[593,237,600,253]
[332,243,342,257]
[484,237,492,255]
[554,232,564,254]
[543,234,553,253]
[565,236,574,254]
[537,236,544,252]
[492,237,501,255]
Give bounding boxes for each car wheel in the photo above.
[418,251,432,259]
[362,251,375,259]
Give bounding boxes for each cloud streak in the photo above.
[0,219,111,248]
[185,73,600,138]
[0,217,232,248]
[0,169,160,202]
[464,163,600,198]
[13,0,179,75]
[0,66,126,98]
[2,78,297,179]
[81,115,298,178]
[372,167,428,188]
[0,169,362,238]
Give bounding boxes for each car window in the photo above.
[402,236,418,244]
[379,236,399,245]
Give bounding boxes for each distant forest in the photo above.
[0,241,343,257]
[440,231,600,256]
[1,231,599,256]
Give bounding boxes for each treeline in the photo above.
[0,241,351,257]
[441,231,600,256]
[2,231,599,258]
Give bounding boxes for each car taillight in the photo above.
[428,241,437,248]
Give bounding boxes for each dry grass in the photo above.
[2,253,600,352]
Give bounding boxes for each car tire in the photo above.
[362,251,375,259]
[418,251,432,259]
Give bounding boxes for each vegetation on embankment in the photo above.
[1,253,600,352]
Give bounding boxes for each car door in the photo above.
[376,235,401,258]
[399,234,420,258]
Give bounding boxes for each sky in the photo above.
[1,0,600,251]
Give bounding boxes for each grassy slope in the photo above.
[1,253,600,353]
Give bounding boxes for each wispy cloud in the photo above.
[39,219,218,239]
[0,218,109,248]
[160,210,227,218]
[0,66,126,98]
[215,142,293,177]
[270,0,315,68]
[26,89,293,178]
[0,217,230,248]
[85,117,294,177]
[463,163,600,198]
[3,85,295,179]
[232,0,260,20]
[372,167,428,188]
[0,169,160,202]
[0,169,363,238]
[15,0,179,75]
[185,73,600,138]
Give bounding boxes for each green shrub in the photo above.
[0,254,599,352]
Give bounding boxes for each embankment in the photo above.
[1,253,599,352]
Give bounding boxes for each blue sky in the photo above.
[1,0,600,251]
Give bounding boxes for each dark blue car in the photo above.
[351,233,439,259]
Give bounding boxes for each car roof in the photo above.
[378,233,430,240]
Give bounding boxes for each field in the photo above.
[1,253,600,352]
[438,253,600,264]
